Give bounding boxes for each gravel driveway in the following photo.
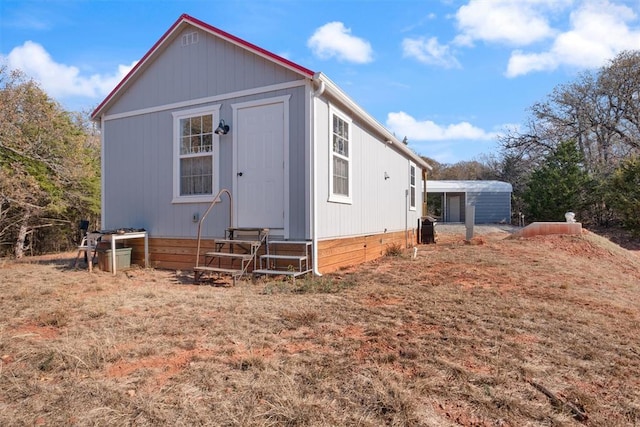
[436,223,520,235]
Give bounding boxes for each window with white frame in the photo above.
[173,106,220,203]
[409,163,416,210]
[329,108,352,203]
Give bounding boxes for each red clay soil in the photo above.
[1,225,639,426]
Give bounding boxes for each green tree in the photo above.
[607,156,640,232]
[0,66,100,257]
[483,152,533,218]
[523,141,590,222]
[499,50,640,226]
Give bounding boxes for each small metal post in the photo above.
[465,204,475,241]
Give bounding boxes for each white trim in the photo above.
[308,83,316,272]
[103,79,306,122]
[314,73,432,172]
[426,180,513,193]
[328,104,352,204]
[171,104,221,204]
[305,82,312,240]
[409,162,417,211]
[100,116,106,227]
[232,95,290,111]
[231,95,291,238]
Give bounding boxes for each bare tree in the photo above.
[500,51,640,175]
[498,51,640,226]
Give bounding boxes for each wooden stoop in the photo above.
[194,227,269,285]
[253,240,312,281]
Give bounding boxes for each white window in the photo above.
[172,105,220,203]
[329,107,352,203]
[409,163,416,211]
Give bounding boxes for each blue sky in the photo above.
[2,0,640,163]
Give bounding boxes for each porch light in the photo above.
[214,120,230,135]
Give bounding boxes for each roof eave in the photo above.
[91,13,315,121]
[313,72,432,171]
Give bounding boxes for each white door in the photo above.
[448,195,461,222]
[235,102,285,229]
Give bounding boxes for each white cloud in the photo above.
[2,41,136,99]
[505,0,640,77]
[402,37,461,69]
[454,0,568,47]
[506,51,558,77]
[386,111,498,141]
[307,22,373,64]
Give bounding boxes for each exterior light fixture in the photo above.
[214,119,230,135]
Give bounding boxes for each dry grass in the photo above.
[1,228,639,426]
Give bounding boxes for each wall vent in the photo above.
[181,32,199,46]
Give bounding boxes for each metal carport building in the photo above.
[426,180,512,224]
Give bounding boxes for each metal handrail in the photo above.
[195,189,232,268]
[237,228,269,277]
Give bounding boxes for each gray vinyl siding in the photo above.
[101,24,310,239]
[466,191,511,224]
[103,85,308,239]
[103,112,225,238]
[315,98,422,239]
[107,27,303,116]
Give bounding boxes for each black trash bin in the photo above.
[420,216,437,244]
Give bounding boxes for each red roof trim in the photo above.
[184,14,314,77]
[92,13,314,119]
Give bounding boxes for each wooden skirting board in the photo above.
[124,229,417,273]
[317,229,416,273]
[127,238,218,270]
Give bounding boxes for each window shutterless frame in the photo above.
[172,104,221,204]
[409,163,417,211]
[328,105,352,204]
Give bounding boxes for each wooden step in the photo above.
[194,266,243,275]
[267,240,311,246]
[227,227,269,235]
[204,252,253,260]
[260,240,311,276]
[214,238,262,246]
[261,254,307,261]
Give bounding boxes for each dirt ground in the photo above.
[1,226,639,426]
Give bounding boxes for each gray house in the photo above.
[91,14,431,275]
[426,180,512,224]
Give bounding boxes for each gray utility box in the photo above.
[97,246,132,272]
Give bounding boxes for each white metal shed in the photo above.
[426,180,512,224]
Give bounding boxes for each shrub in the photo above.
[384,242,404,257]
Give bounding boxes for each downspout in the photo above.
[311,78,325,276]
[100,115,106,229]
[422,169,427,217]
[405,188,409,248]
